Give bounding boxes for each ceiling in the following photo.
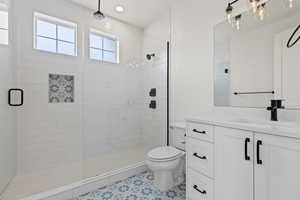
[69,0,174,28]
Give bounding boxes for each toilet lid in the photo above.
[148,146,182,161]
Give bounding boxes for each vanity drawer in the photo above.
[187,137,214,178]
[187,168,213,200]
[187,122,214,142]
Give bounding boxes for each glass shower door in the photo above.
[82,13,171,179]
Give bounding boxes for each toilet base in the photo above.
[152,168,185,192]
[153,170,174,191]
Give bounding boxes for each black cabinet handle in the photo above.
[193,129,206,134]
[193,185,206,194]
[245,138,250,161]
[257,140,263,165]
[193,153,207,160]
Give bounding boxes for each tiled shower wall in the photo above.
[13,0,148,180]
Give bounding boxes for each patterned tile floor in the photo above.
[74,171,186,200]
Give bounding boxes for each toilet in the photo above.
[146,123,186,191]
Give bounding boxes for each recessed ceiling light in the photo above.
[115,5,125,13]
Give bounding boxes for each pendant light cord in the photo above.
[98,0,101,11]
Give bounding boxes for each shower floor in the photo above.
[0,147,151,200]
[73,171,186,200]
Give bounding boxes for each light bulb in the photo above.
[235,15,242,30]
[227,13,232,24]
[249,0,259,13]
[226,4,233,24]
[258,3,265,21]
[236,20,240,30]
[289,0,293,8]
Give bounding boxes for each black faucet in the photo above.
[267,100,285,121]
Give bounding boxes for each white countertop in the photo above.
[186,115,300,139]
[170,122,186,129]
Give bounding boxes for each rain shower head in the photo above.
[146,53,155,60]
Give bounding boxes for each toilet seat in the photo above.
[147,146,183,162]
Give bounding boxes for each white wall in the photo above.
[0,0,17,194]
[170,0,226,121]
[170,0,300,122]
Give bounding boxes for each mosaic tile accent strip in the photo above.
[49,74,74,103]
[73,171,186,200]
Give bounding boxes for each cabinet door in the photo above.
[215,127,254,200]
[255,133,300,200]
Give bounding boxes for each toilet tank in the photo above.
[170,122,186,151]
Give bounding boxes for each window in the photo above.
[34,12,77,56]
[89,29,119,63]
[0,3,8,45]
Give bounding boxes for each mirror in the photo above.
[214,0,300,109]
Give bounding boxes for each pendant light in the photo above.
[93,0,105,20]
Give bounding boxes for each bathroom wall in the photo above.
[0,0,17,194]
[13,0,145,189]
[170,0,300,122]
[170,0,220,121]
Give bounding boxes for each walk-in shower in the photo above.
[0,0,172,199]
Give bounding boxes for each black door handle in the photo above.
[193,129,206,134]
[193,153,207,160]
[245,138,250,161]
[257,140,263,165]
[193,185,206,194]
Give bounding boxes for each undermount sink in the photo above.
[231,118,300,131]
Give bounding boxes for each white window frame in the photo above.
[89,28,120,64]
[0,2,9,45]
[33,12,78,56]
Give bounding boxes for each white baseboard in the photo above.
[21,161,148,200]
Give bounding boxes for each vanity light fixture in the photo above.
[225,0,243,29]
[225,0,287,29]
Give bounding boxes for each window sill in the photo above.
[33,48,78,58]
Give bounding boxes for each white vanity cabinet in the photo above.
[186,122,214,200]
[214,127,254,200]
[254,133,300,200]
[186,119,300,200]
